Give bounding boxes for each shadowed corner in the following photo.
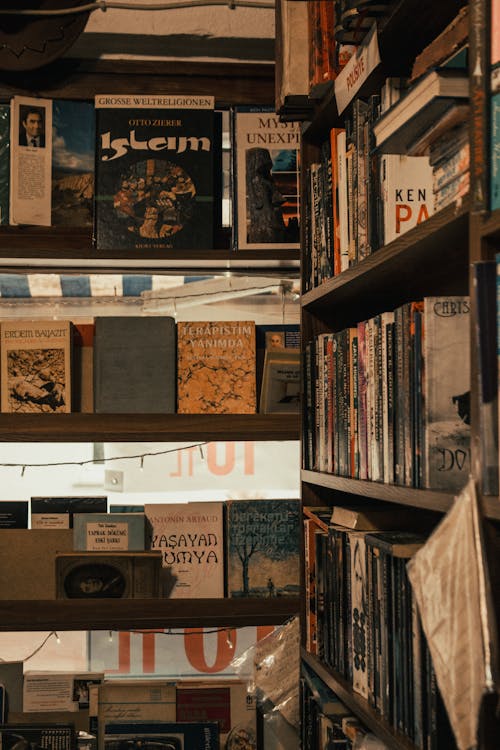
[160,566,177,598]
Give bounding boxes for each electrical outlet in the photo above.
[104,469,124,492]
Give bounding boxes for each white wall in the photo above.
[70,0,275,62]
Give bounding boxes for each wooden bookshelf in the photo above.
[288,0,500,747]
[302,652,419,750]
[0,597,301,631]
[301,470,500,521]
[301,200,469,329]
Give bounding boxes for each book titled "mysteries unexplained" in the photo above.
[94,94,218,251]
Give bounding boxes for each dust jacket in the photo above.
[94,94,217,251]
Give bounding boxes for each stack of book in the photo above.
[303,506,457,749]
[303,296,471,492]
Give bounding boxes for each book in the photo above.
[73,512,151,552]
[0,103,9,224]
[255,323,300,397]
[51,99,94,227]
[94,94,217,250]
[0,501,28,528]
[259,348,300,414]
[103,720,219,750]
[473,261,498,495]
[0,725,74,750]
[31,497,108,529]
[93,316,176,414]
[176,680,257,750]
[373,69,469,154]
[177,320,256,414]
[409,6,469,83]
[0,662,24,713]
[23,672,103,713]
[9,95,53,226]
[423,296,470,492]
[491,93,500,211]
[225,498,300,598]
[330,506,430,532]
[0,529,73,599]
[275,0,310,115]
[0,320,74,413]
[73,322,94,413]
[231,106,300,250]
[144,501,224,598]
[380,154,433,245]
[92,681,176,749]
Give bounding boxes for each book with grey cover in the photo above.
[423,296,470,492]
[93,316,176,413]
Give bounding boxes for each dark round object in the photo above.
[0,1,89,72]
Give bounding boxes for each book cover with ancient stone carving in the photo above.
[177,321,256,413]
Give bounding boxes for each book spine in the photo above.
[357,320,369,480]
[491,93,500,210]
[349,328,359,478]
[337,130,350,273]
[355,99,369,261]
[330,127,343,277]
[474,261,499,495]
[332,333,340,476]
[394,304,405,485]
[321,138,334,283]
[470,0,490,210]
[350,533,368,699]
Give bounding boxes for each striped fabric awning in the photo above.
[0,274,202,298]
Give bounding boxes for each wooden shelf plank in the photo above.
[0,59,275,106]
[0,414,300,442]
[301,470,500,521]
[302,651,418,750]
[302,470,455,513]
[0,226,299,273]
[301,201,469,327]
[480,209,500,241]
[0,597,300,631]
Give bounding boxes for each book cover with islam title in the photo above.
[94,94,217,251]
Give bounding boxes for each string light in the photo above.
[7,442,208,472]
[140,456,144,471]
[0,1,275,17]
[3,627,254,664]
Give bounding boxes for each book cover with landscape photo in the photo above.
[52,99,94,227]
[225,498,300,598]
[94,94,217,250]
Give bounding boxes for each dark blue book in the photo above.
[0,501,28,528]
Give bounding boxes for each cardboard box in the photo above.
[0,530,73,599]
